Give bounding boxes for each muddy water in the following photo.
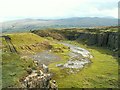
[30,51,61,65]
[58,42,92,69]
[30,42,92,69]
[60,42,93,58]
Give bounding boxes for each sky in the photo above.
[0,0,119,22]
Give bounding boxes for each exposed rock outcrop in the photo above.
[77,32,119,51]
[21,61,58,89]
[77,31,120,58]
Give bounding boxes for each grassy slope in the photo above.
[1,33,70,88]
[1,33,47,88]
[2,53,35,88]
[2,33,69,55]
[1,33,46,88]
[2,33,49,54]
[49,41,118,88]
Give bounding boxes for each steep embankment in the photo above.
[1,36,18,53]
[2,33,69,55]
[2,33,50,55]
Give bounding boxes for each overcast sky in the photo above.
[0,0,119,22]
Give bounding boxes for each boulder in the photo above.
[42,64,49,73]
[56,64,63,67]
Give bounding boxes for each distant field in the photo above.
[1,17,117,33]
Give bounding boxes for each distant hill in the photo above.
[1,17,118,33]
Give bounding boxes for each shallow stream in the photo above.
[30,42,92,69]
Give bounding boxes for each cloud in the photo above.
[0,0,119,22]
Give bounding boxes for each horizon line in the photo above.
[1,16,118,23]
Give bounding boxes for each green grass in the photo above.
[2,33,48,54]
[2,52,35,88]
[48,41,118,88]
[7,33,46,45]
[1,33,70,88]
[50,42,70,53]
[2,33,70,55]
[1,32,118,88]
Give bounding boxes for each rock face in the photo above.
[77,32,119,51]
[21,63,58,89]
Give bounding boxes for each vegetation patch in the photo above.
[2,52,36,88]
[2,33,70,56]
[48,41,118,88]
